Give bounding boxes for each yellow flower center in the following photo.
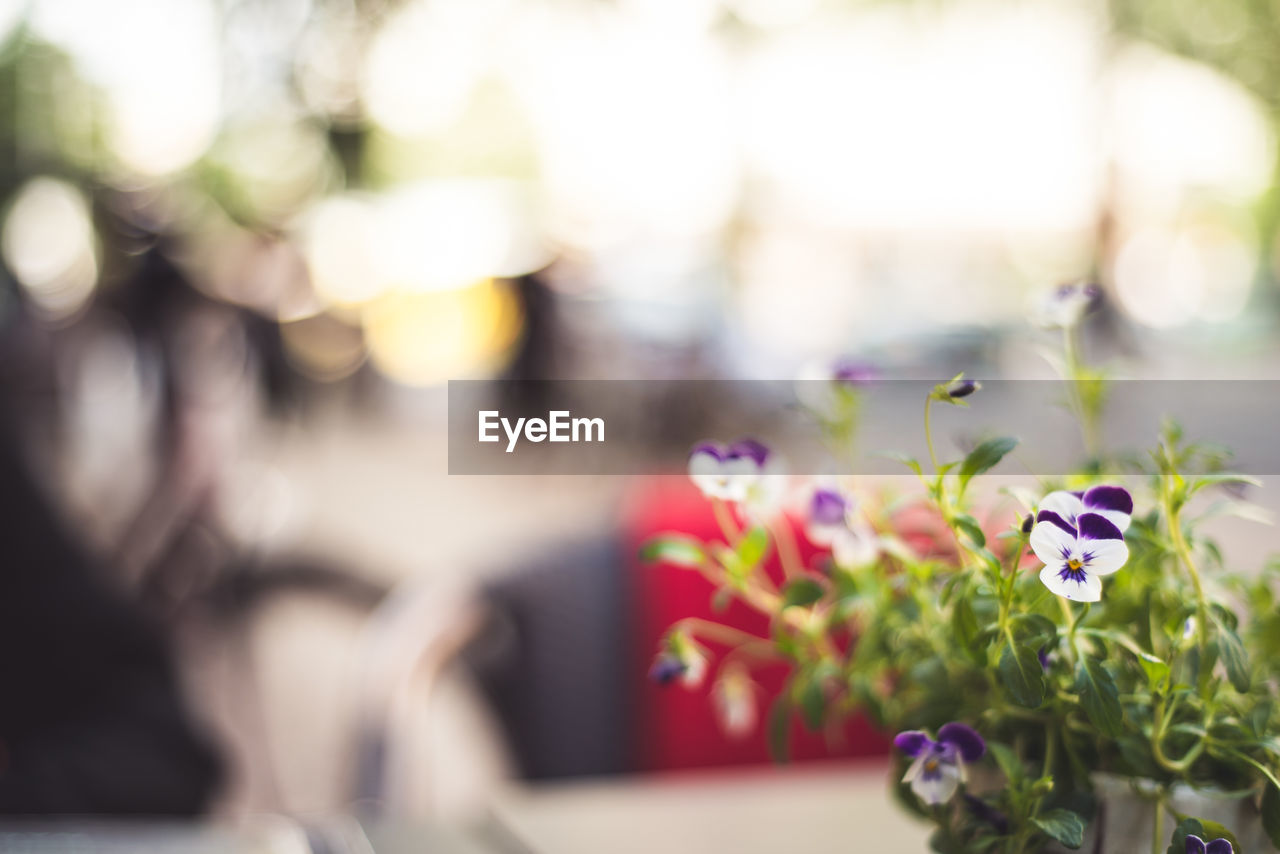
[1067,558,1083,570]
[924,758,940,773]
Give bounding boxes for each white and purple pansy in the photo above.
[1036,281,1102,329]
[1031,509,1129,602]
[1038,485,1133,532]
[796,358,877,418]
[830,358,878,387]
[894,723,986,805]
[806,485,878,567]
[688,439,771,502]
[1186,835,1233,854]
[648,645,707,689]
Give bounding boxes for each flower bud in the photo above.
[947,379,981,399]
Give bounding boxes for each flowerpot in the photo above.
[1046,774,1269,853]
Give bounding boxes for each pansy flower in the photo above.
[1035,281,1102,329]
[688,440,766,502]
[1031,510,1128,602]
[1038,485,1133,532]
[689,438,788,519]
[945,379,981,400]
[649,635,707,689]
[830,358,878,387]
[796,358,877,420]
[805,484,879,567]
[894,723,986,805]
[1185,835,1233,854]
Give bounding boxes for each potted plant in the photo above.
[642,284,1280,853]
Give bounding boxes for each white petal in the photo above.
[805,522,839,547]
[688,453,730,498]
[832,527,878,567]
[1029,519,1076,566]
[744,474,788,517]
[1081,538,1128,576]
[1039,564,1101,602]
[689,453,760,501]
[1039,491,1084,522]
[910,764,961,805]
[681,654,708,688]
[1091,508,1131,532]
[901,754,927,783]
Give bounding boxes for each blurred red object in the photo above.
[622,477,890,773]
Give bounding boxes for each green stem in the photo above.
[1062,325,1100,460]
[1162,477,1210,695]
[768,518,805,581]
[1151,798,1164,854]
[924,395,940,474]
[711,498,741,544]
[1042,722,1056,779]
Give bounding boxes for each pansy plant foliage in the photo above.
[642,290,1280,854]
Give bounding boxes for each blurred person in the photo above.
[0,405,222,814]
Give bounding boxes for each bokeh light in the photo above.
[2,176,98,320]
[32,0,222,177]
[363,280,523,386]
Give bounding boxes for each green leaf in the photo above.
[1138,653,1170,691]
[987,741,1023,783]
[1074,657,1123,738]
[772,624,800,659]
[953,514,986,548]
[1212,615,1251,693]
[1263,781,1280,850]
[1166,818,1205,854]
[881,451,923,476]
[1012,613,1058,648]
[767,695,792,763]
[1032,808,1085,849]
[798,677,825,730]
[736,525,771,569]
[781,577,825,609]
[639,535,705,567]
[953,596,980,650]
[959,436,1018,491]
[999,642,1046,708]
[1187,473,1262,498]
[1193,819,1239,854]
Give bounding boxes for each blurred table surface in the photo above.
[0,760,930,853]
[486,759,931,854]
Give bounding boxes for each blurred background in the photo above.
[2,0,1280,848]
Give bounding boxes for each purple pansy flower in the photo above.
[796,357,877,418]
[830,358,878,387]
[805,484,878,567]
[1038,485,1134,533]
[649,633,708,689]
[894,722,986,805]
[1037,645,1054,671]
[1037,281,1102,328]
[1185,835,1233,854]
[1031,509,1129,602]
[946,379,981,399]
[810,488,848,527]
[688,439,773,502]
[648,653,687,685]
